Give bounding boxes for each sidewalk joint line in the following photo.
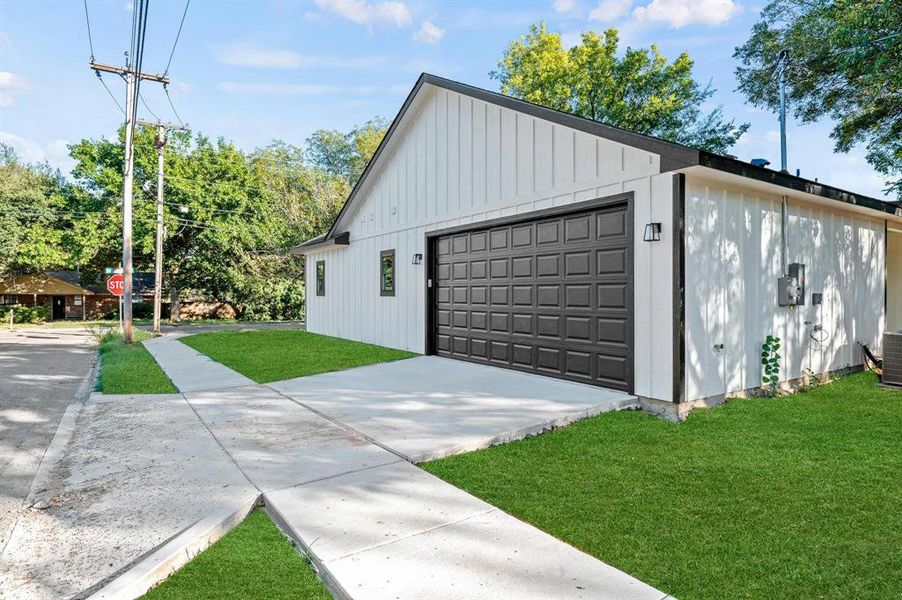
[181,393,260,492]
[324,506,499,563]
[264,458,405,495]
[265,385,412,462]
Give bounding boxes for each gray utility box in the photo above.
[778,263,806,306]
[882,332,902,387]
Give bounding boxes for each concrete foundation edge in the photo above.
[640,363,866,421]
[85,496,260,600]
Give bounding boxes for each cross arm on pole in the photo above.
[89,61,170,84]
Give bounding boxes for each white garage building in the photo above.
[296,74,898,415]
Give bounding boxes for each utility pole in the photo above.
[137,119,188,335]
[777,49,789,173]
[89,60,169,342]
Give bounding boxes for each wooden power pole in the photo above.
[89,60,169,343]
[137,119,188,334]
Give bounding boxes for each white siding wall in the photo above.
[887,229,902,331]
[305,85,677,401]
[684,176,885,401]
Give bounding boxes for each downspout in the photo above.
[781,196,788,276]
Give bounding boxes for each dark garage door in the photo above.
[431,200,633,391]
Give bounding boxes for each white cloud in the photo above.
[413,21,445,45]
[314,0,412,28]
[632,0,740,28]
[173,82,191,94]
[553,0,578,13]
[217,44,388,69]
[217,82,403,96]
[765,130,780,143]
[0,72,27,92]
[124,2,133,12]
[218,82,342,95]
[589,0,633,22]
[0,132,74,173]
[0,32,11,46]
[0,72,28,109]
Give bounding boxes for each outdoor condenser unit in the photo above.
[881,332,902,387]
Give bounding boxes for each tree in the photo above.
[305,117,388,185]
[735,0,902,198]
[0,144,80,278]
[492,23,748,153]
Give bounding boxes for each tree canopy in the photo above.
[734,0,902,198]
[0,117,387,320]
[492,23,749,153]
[305,117,388,185]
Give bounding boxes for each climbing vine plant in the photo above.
[761,334,782,396]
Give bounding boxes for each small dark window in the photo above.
[315,260,326,296]
[380,250,395,296]
[1,295,17,305]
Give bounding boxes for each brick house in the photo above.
[0,271,156,320]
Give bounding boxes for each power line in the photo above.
[82,0,95,60]
[96,72,126,115]
[163,0,191,77]
[164,86,185,127]
[139,92,160,121]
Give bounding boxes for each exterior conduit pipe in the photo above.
[781,195,789,276]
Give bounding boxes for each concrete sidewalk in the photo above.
[0,392,258,600]
[143,335,254,392]
[3,335,664,599]
[184,384,664,599]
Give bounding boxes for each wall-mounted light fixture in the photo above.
[412,253,423,265]
[643,222,662,242]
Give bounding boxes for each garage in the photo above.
[429,197,633,392]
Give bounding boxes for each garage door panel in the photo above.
[433,201,632,391]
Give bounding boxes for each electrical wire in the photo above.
[164,85,185,127]
[139,92,160,121]
[97,73,126,116]
[82,0,95,60]
[162,0,190,77]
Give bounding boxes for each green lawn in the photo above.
[181,330,416,383]
[422,372,901,600]
[98,330,177,394]
[143,508,331,600]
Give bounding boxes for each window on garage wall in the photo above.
[380,250,395,296]
[316,260,326,296]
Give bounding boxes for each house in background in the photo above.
[0,271,156,320]
[296,73,899,417]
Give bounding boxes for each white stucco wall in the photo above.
[304,84,677,402]
[887,228,902,331]
[683,176,885,401]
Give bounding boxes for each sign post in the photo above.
[106,274,125,334]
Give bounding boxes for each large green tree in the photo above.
[0,144,88,278]
[734,0,902,198]
[305,117,388,185]
[492,23,748,153]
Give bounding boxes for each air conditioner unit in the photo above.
[881,332,902,387]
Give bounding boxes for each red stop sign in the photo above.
[106,274,125,296]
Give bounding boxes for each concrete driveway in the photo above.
[0,326,95,550]
[271,356,638,461]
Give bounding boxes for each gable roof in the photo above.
[299,73,897,250]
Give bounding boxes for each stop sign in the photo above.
[106,274,125,296]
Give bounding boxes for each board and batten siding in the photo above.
[305,84,677,402]
[684,176,885,402]
[886,229,902,331]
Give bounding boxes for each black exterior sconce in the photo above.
[643,222,662,242]
[412,253,423,265]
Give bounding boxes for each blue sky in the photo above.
[0,0,891,199]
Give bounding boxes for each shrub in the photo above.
[236,277,305,321]
[0,305,51,324]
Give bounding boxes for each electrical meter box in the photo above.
[778,263,806,306]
